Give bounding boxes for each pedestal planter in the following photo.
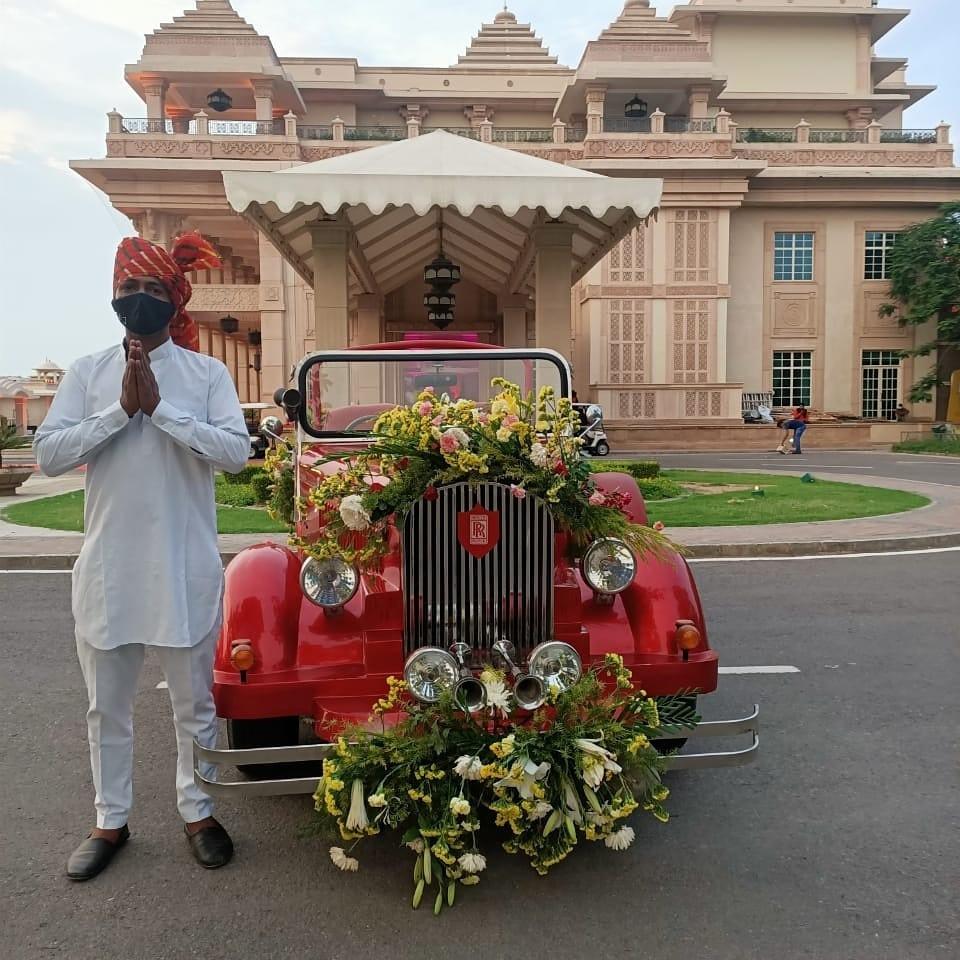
[0,468,33,496]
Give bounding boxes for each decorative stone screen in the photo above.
[670,210,712,283]
[672,299,710,384]
[606,227,646,283]
[607,299,645,384]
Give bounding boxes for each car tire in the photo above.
[595,441,610,456]
[652,695,698,757]
[226,716,312,780]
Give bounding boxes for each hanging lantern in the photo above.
[207,88,233,113]
[423,290,456,310]
[426,308,455,330]
[247,330,262,347]
[624,94,648,120]
[219,314,239,334]
[423,252,461,286]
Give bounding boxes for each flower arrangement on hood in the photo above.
[286,379,671,570]
[313,655,699,913]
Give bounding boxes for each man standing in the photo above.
[35,233,251,880]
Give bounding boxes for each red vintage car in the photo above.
[195,342,758,795]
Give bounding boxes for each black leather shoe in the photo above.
[66,825,130,881]
[185,820,234,869]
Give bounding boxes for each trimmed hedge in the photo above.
[636,477,683,501]
[250,471,273,504]
[215,475,258,507]
[589,459,661,480]
[222,465,263,485]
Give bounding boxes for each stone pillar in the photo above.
[407,117,421,138]
[210,329,226,365]
[688,85,711,120]
[500,294,529,348]
[258,237,288,401]
[332,116,345,142]
[194,110,209,136]
[936,121,951,145]
[133,210,184,250]
[480,119,493,144]
[867,120,882,145]
[354,293,382,403]
[142,76,168,125]
[309,221,351,350]
[168,108,192,134]
[585,85,607,137]
[715,108,731,136]
[650,109,666,135]
[533,224,575,362]
[552,119,566,145]
[284,111,298,137]
[237,340,250,402]
[107,110,123,134]
[251,78,275,124]
[795,119,811,144]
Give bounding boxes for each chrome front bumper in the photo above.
[194,705,759,799]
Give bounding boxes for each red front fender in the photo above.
[219,543,302,673]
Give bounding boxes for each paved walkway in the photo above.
[2,467,958,567]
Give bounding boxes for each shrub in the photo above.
[215,475,257,507]
[223,465,262,486]
[250,471,273,504]
[636,477,683,501]
[590,459,661,480]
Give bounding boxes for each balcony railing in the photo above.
[493,128,553,143]
[566,125,587,143]
[208,119,284,136]
[665,117,717,134]
[298,124,333,141]
[735,127,796,143]
[880,128,938,144]
[344,125,407,141]
[427,127,480,140]
[603,117,652,133]
[809,128,868,144]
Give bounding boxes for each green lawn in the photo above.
[891,438,960,457]
[646,470,929,527]
[1,490,286,535]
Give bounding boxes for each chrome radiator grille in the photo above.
[402,482,554,656]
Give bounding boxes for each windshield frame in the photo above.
[294,347,572,439]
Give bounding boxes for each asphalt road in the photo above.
[1,556,957,960]
[631,450,960,487]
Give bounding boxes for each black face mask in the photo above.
[111,292,176,336]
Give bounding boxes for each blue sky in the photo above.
[0,0,956,374]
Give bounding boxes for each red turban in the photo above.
[113,232,221,351]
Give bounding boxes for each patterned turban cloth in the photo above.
[113,231,222,351]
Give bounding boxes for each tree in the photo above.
[882,201,960,406]
[0,417,31,469]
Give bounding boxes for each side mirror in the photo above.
[259,416,285,442]
[273,386,302,422]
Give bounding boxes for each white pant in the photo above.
[76,630,219,829]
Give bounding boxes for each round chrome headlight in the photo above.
[527,641,582,693]
[404,648,459,703]
[582,538,637,595]
[300,557,359,608]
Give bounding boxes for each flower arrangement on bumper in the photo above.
[288,378,670,571]
[315,654,698,912]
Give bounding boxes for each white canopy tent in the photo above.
[222,130,661,355]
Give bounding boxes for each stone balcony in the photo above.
[104,110,953,168]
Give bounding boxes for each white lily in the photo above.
[345,779,369,831]
[495,758,551,800]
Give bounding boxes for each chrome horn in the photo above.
[450,642,487,714]
[492,640,545,711]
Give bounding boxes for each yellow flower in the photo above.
[489,734,516,759]
[627,734,650,755]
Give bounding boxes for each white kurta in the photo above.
[35,339,250,651]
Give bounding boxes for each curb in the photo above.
[3,532,960,571]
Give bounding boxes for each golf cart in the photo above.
[240,402,273,459]
[574,402,610,456]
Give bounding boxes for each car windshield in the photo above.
[297,350,569,437]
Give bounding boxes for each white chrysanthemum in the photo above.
[345,779,369,831]
[454,755,483,781]
[457,852,487,874]
[450,797,471,817]
[339,494,370,531]
[405,838,425,854]
[367,793,387,808]
[604,826,635,851]
[529,442,549,468]
[330,846,359,871]
[484,677,512,716]
[529,801,553,821]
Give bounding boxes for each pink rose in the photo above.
[653,520,666,532]
[477,413,490,426]
[424,486,439,502]
[589,491,605,506]
[439,432,461,454]
[510,485,526,500]
[417,402,432,417]
[431,415,444,427]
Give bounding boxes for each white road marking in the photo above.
[689,545,960,563]
[156,680,168,690]
[718,665,800,675]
